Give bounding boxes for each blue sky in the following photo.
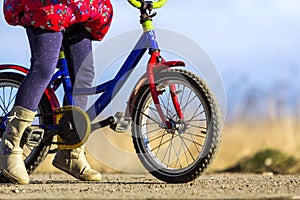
[0,0,300,119]
[1,0,300,76]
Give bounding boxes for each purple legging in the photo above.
[14,26,95,111]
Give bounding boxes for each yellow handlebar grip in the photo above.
[127,0,142,8]
[153,0,167,8]
[127,0,167,9]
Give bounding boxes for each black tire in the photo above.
[131,69,222,183]
[0,72,54,175]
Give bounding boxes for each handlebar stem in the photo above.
[140,1,156,32]
[128,0,167,9]
[128,0,167,32]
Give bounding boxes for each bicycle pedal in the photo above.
[22,126,44,147]
[110,112,131,133]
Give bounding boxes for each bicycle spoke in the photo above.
[144,121,160,126]
[0,88,6,112]
[189,103,203,121]
[171,134,186,169]
[180,134,203,149]
[189,119,207,122]
[189,110,205,122]
[159,91,175,120]
[154,129,168,158]
[2,87,5,109]
[187,129,201,153]
[166,134,174,168]
[178,134,191,167]
[179,85,186,106]
[158,89,170,115]
[0,103,7,115]
[161,133,174,167]
[174,135,185,169]
[168,86,184,120]
[147,128,166,143]
[166,88,174,120]
[150,133,179,152]
[184,131,206,139]
[182,94,197,114]
[8,87,17,109]
[147,127,203,168]
[129,103,162,125]
[168,86,199,121]
[7,88,17,110]
[182,89,193,114]
[188,124,207,130]
[178,133,196,162]
[147,105,162,124]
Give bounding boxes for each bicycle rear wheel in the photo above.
[131,69,222,183]
[0,72,54,175]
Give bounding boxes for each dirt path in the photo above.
[0,173,299,199]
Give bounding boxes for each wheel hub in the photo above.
[164,119,188,134]
[176,120,188,134]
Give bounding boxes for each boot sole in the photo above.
[1,169,29,184]
[52,162,102,181]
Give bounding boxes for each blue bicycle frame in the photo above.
[50,30,159,121]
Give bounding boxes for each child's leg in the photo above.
[0,27,63,184]
[52,26,101,181]
[63,26,94,110]
[14,27,63,111]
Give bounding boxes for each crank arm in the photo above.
[42,121,73,143]
[91,116,115,132]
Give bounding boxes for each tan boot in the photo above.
[0,106,36,184]
[52,145,102,181]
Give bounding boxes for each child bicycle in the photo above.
[0,0,222,183]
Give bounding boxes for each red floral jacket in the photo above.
[3,0,113,41]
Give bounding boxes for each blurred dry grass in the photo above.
[223,148,300,174]
[209,117,300,173]
[35,118,300,174]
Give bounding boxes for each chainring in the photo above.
[55,106,91,150]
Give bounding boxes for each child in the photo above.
[0,0,113,184]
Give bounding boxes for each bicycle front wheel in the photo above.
[131,69,222,183]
